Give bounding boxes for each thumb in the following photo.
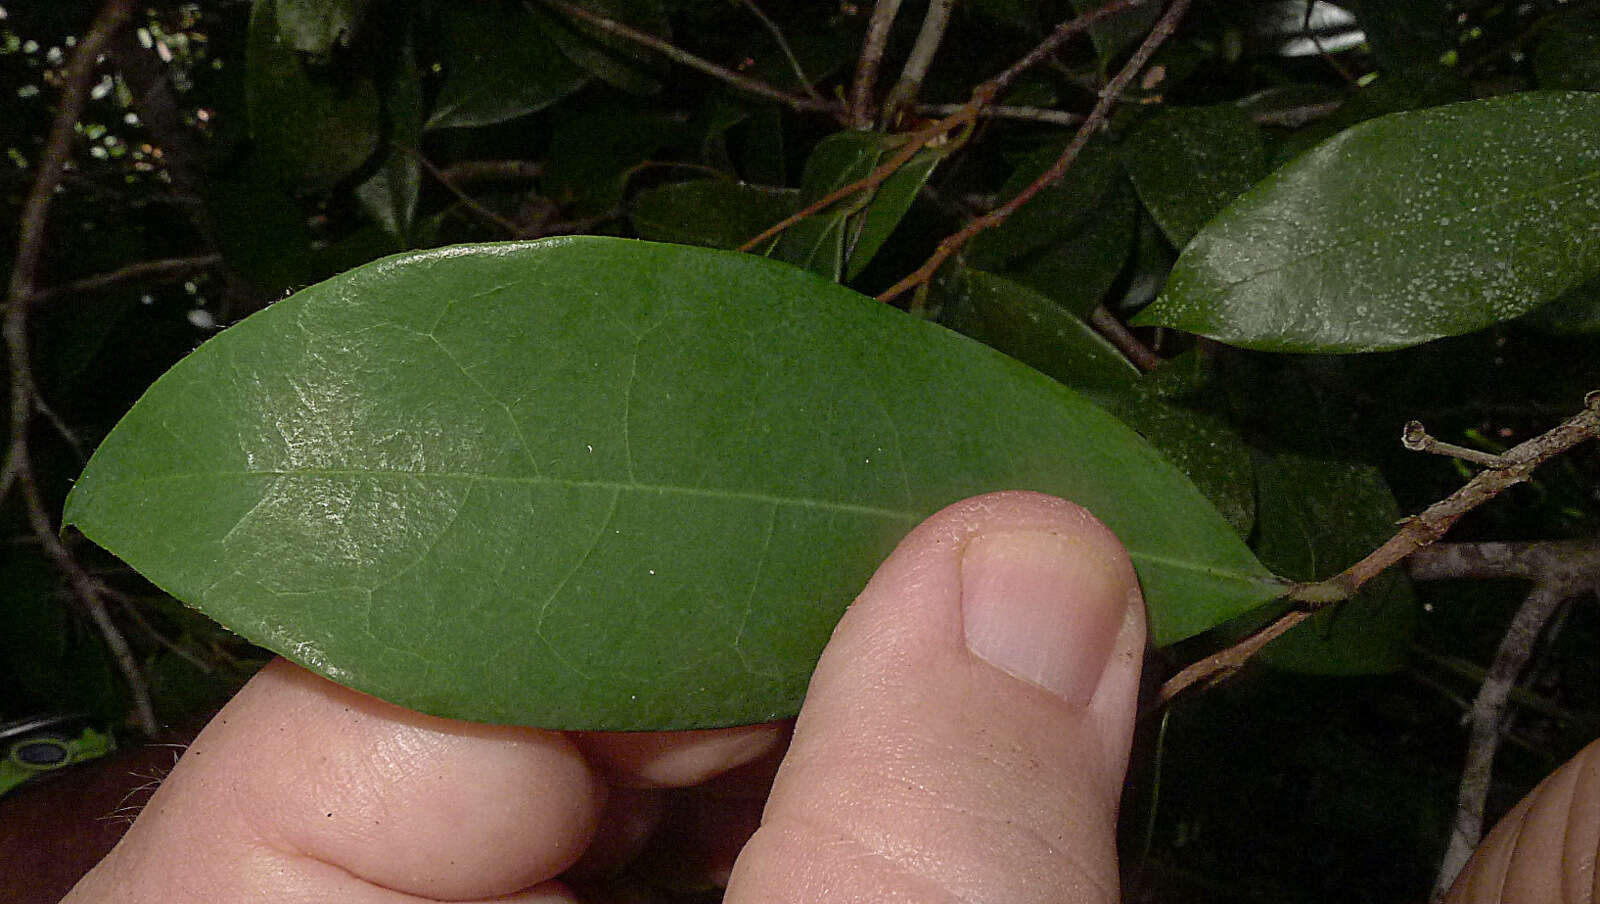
[1442,736,1600,904]
[726,491,1145,903]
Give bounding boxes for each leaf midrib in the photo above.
[94,468,924,523]
[85,469,1280,585]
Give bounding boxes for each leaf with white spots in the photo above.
[1134,91,1600,352]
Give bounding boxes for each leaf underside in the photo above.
[66,238,1278,730]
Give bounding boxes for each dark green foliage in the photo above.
[5,0,1599,898]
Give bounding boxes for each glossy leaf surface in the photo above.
[66,239,1280,730]
[1136,92,1600,352]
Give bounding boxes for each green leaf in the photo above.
[1096,355,1256,539]
[1120,105,1267,248]
[845,145,945,281]
[537,0,668,95]
[247,0,381,191]
[1136,92,1600,352]
[1072,0,1160,68]
[65,238,1280,730]
[274,0,368,55]
[1002,183,1137,317]
[1249,452,1417,674]
[968,139,1125,271]
[631,179,799,249]
[426,1,589,130]
[356,41,424,245]
[937,268,1141,392]
[769,130,887,280]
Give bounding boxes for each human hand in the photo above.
[64,491,1145,902]
[60,490,1600,902]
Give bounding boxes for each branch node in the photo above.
[1282,580,1351,606]
[1402,421,1514,469]
[1401,419,1429,450]
[1156,395,1600,711]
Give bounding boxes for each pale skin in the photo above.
[66,492,1599,903]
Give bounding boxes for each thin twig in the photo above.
[989,0,1159,97]
[1405,539,1600,899]
[537,0,841,117]
[1408,663,1473,713]
[738,125,952,252]
[884,0,957,121]
[1303,0,1358,85]
[30,253,221,303]
[1088,305,1160,372]
[3,0,156,735]
[1307,396,1600,595]
[915,102,1085,126]
[877,0,1191,303]
[102,583,215,675]
[0,453,17,510]
[8,5,134,304]
[738,0,822,103]
[740,0,1160,256]
[1411,642,1580,724]
[1157,392,1600,706]
[1431,581,1577,900]
[439,160,544,184]
[1403,420,1514,469]
[1247,98,1343,128]
[399,144,524,236]
[1407,540,1600,582]
[849,0,904,128]
[32,393,85,462]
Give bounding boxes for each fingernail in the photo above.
[961,530,1133,706]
